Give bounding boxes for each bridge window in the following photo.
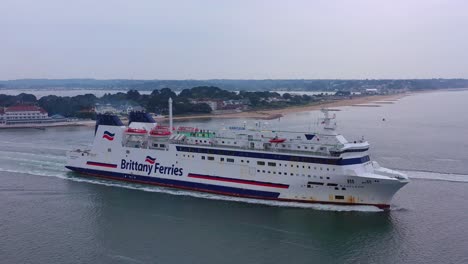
[308,182,324,185]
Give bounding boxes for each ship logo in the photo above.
[102,131,115,141]
[145,156,156,164]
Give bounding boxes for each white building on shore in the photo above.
[0,105,51,124]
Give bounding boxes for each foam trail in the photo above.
[0,150,66,161]
[1,156,65,166]
[403,170,468,183]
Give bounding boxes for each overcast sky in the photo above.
[1,0,467,80]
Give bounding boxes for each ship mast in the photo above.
[320,108,337,131]
[169,97,173,132]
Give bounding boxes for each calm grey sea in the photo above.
[1,90,467,264]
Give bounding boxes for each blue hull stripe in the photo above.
[65,166,281,199]
[176,146,370,165]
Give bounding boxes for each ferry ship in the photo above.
[66,99,409,209]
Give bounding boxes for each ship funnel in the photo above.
[128,111,155,125]
[95,114,124,135]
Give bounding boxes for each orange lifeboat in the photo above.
[269,137,286,143]
[125,128,148,134]
[150,126,171,136]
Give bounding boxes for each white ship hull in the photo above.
[66,123,409,209]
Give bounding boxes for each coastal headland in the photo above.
[169,93,408,120]
[0,90,416,129]
[1,84,459,128]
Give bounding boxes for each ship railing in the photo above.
[173,141,335,157]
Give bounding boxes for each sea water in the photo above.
[0,90,467,264]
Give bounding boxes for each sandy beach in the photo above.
[0,92,412,129]
[169,93,409,121]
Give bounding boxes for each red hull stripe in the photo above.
[66,166,390,209]
[188,173,289,189]
[86,161,118,168]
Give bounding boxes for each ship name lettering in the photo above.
[154,163,183,176]
[120,159,153,175]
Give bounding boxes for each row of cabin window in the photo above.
[257,170,333,179]
[192,140,319,150]
[197,155,335,171]
[201,156,236,163]
[257,161,335,171]
[179,146,342,164]
[194,140,238,145]
[212,141,321,150]
[279,144,324,150]
[193,139,209,144]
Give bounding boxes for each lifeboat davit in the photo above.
[269,137,286,143]
[125,128,147,134]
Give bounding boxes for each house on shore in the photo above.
[0,105,66,125]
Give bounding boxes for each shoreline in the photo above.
[0,90,438,128]
[0,120,95,129]
[168,93,409,121]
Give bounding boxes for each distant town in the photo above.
[1,78,467,126]
[1,78,468,92]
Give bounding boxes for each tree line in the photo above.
[0,86,328,118]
